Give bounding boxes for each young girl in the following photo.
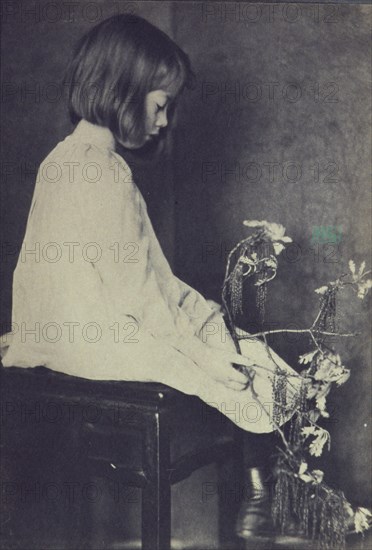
[2,13,303,541]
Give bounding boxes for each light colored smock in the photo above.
[2,120,302,432]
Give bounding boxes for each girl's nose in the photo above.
[156,110,168,128]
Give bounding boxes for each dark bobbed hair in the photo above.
[64,14,196,144]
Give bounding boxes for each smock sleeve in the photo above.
[47,143,222,384]
[173,277,237,352]
[70,147,244,375]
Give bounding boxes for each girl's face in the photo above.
[144,89,173,139]
[120,87,177,149]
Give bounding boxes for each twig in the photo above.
[238,328,358,339]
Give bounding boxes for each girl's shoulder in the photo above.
[40,131,113,169]
[37,121,134,193]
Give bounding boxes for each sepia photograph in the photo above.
[0,1,371,549]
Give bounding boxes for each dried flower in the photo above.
[311,469,324,484]
[357,279,372,299]
[222,223,371,547]
[349,260,372,299]
[314,285,328,295]
[354,507,372,533]
[309,429,330,457]
[299,350,319,365]
[243,220,292,256]
[297,462,324,484]
[301,426,330,457]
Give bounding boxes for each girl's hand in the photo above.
[172,334,257,391]
[199,347,256,391]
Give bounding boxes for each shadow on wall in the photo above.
[172,2,371,506]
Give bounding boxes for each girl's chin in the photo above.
[119,135,154,150]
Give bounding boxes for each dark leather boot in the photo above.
[235,466,276,540]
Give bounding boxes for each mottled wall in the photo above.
[172,1,371,506]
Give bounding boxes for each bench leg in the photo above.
[218,426,245,549]
[142,411,171,550]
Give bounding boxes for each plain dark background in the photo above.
[1,1,371,548]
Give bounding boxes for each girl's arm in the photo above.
[40,143,249,387]
[173,276,237,352]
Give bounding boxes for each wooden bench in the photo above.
[0,365,244,549]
